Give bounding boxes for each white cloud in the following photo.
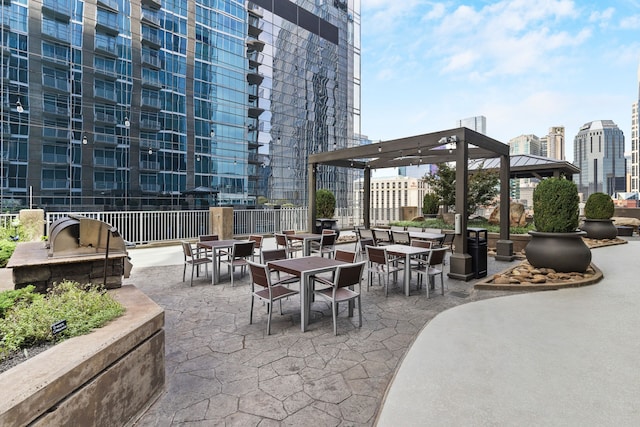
[589,7,615,23]
[620,14,640,29]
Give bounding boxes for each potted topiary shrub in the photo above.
[315,189,339,236]
[581,192,617,239]
[525,177,591,273]
[422,193,440,218]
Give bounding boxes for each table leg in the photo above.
[212,249,218,285]
[301,272,309,332]
[404,254,411,296]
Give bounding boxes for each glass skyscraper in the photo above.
[0,0,360,211]
[574,120,626,197]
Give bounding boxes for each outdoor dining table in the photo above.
[384,244,432,296]
[267,256,348,332]
[197,239,250,285]
[286,233,322,256]
[408,231,445,245]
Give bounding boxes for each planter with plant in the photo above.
[525,177,591,273]
[581,192,617,239]
[315,189,339,236]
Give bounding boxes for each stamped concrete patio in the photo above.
[127,235,522,426]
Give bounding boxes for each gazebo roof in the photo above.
[308,127,509,169]
[469,154,580,179]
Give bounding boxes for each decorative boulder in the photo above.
[488,202,527,227]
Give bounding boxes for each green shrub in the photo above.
[533,177,579,233]
[0,240,17,268]
[0,281,125,360]
[316,189,336,218]
[0,286,41,319]
[584,192,614,219]
[422,193,440,215]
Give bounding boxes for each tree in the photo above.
[467,163,499,217]
[423,163,456,211]
[423,162,499,217]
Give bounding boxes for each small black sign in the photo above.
[51,320,67,335]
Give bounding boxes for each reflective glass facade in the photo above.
[574,120,626,197]
[0,0,360,211]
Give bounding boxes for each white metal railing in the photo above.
[40,207,400,245]
[0,214,19,229]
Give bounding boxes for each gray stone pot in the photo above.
[581,218,617,240]
[525,230,591,273]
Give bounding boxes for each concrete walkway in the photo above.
[126,235,522,426]
[377,240,640,426]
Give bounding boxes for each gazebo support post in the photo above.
[308,162,317,233]
[448,138,474,281]
[364,167,371,229]
[496,153,515,261]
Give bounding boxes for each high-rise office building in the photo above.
[540,126,565,160]
[0,0,360,211]
[574,120,626,197]
[631,63,640,193]
[456,115,486,135]
[507,134,541,204]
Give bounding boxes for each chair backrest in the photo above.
[261,248,288,263]
[249,234,263,248]
[335,249,357,263]
[428,247,448,267]
[359,238,375,252]
[411,239,432,249]
[407,227,423,233]
[274,233,288,247]
[320,232,337,246]
[181,241,194,258]
[373,229,391,243]
[366,245,387,264]
[359,228,374,239]
[247,260,270,289]
[390,226,405,231]
[232,241,255,258]
[334,261,366,289]
[392,231,410,245]
[199,234,219,241]
[282,230,296,235]
[442,233,455,245]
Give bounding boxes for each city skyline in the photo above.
[360,0,640,162]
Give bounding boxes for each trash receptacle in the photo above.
[467,228,487,278]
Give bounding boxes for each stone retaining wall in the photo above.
[0,285,165,426]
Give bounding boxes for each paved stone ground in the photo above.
[129,241,522,426]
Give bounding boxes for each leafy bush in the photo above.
[0,286,41,319]
[584,192,614,219]
[533,177,579,233]
[316,189,336,218]
[0,240,17,268]
[0,281,125,361]
[422,193,440,215]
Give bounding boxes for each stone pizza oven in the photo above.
[7,215,133,292]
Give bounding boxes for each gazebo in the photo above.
[307,127,512,281]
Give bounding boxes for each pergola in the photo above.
[307,127,513,281]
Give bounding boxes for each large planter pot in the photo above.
[525,231,591,273]
[581,218,618,240]
[315,218,340,237]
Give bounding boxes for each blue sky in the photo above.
[360,0,640,162]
